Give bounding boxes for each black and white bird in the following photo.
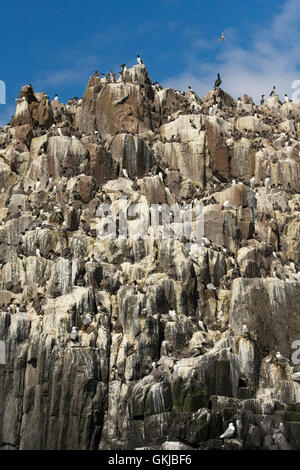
[137,54,144,65]
[269,86,276,97]
[242,324,249,335]
[219,422,235,439]
[292,372,300,382]
[54,94,59,101]
[83,314,92,327]
[214,73,222,88]
[218,31,227,44]
[276,351,290,363]
[264,177,270,190]
[70,326,78,341]
[13,96,26,103]
[260,95,265,105]
[290,262,296,273]
[122,169,129,179]
[207,283,216,291]
[35,178,41,191]
[284,94,289,103]
[223,200,233,209]
[169,310,177,320]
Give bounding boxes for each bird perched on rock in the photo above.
[269,86,276,97]
[223,200,233,209]
[54,94,59,101]
[83,314,92,328]
[218,31,227,44]
[122,169,129,179]
[137,54,144,65]
[70,326,78,341]
[284,93,289,103]
[292,372,300,382]
[276,351,290,363]
[14,96,26,103]
[250,176,255,189]
[214,73,222,88]
[290,262,296,272]
[169,310,177,320]
[35,178,41,191]
[207,283,216,291]
[264,177,270,190]
[260,95,265,105]
[198,320,208,332]
[219,422,235,439]
[242,324,249,336]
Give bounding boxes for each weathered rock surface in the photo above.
[0,64,300,451]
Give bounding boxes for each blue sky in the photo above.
[0,0,299,125]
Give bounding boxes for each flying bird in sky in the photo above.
[218,31,227,44]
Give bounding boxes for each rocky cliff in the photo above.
[0,64,300,450]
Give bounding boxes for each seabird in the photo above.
[292,372,300,382]
[284,94,289,103]
[207,283,216,291]
[264,177,270,190]
[269,86,276,97]
[276,351,290,363]
[36,248,41,257]
[83,314,92,327]
[218,31,227,44]
[169,310,177,320]
[54,94,59,101]
[70,326,78,341]
[223,200,233,209]
[49,185,56,196]
[198,320,208,332]
[151,361,156,372]
[137,54,144,65]
[123,169,129,178]
[214,73,222,88]
[260,95,265,105]
[13,96,26,103]
[250,176,255,189]
[219,422,235,439]
[35,178,41,191]
[290,262,296,272]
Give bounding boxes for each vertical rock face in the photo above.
[0,64,300,451]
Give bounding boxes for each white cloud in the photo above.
[163,0,300,103]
